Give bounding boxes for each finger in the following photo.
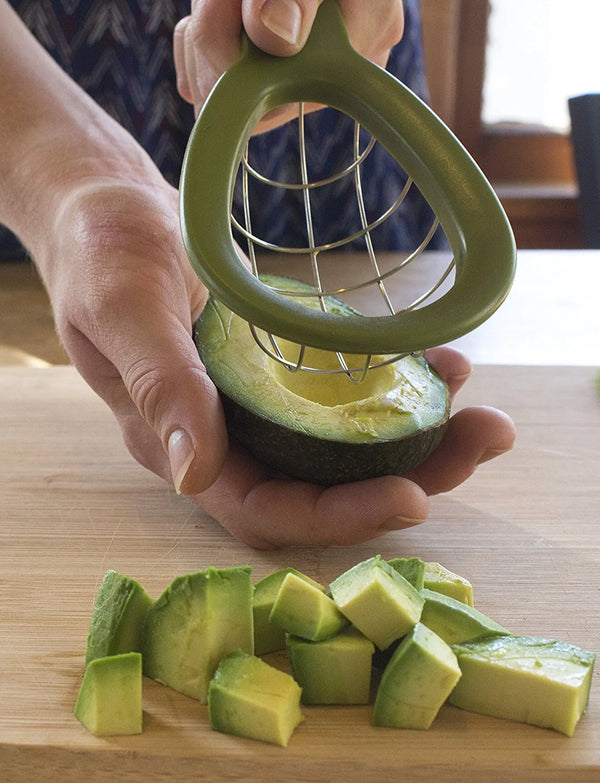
[102,311,227,495]
[243,0,404,62]
[195,443,429,549]
[424,346,472,400]
[173,16,193,103]
[186,0,245,110]
[337,0,404,65]
[407,406,516,495]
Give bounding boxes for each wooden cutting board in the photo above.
[1,365,598,782]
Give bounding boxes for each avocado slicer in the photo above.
[180,0,516,381]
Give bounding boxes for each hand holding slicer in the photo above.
[180,0,515,364]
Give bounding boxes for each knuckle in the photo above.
[125,361,170,430]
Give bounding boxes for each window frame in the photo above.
[420,0,580,247]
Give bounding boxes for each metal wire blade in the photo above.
[235,102,455,378]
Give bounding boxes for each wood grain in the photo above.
[1,365,599,781]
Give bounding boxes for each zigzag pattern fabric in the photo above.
[3,0,442,258]
[11,0,194,185]
[233,0,442,253]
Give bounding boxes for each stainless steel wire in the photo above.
[236,102,455,380]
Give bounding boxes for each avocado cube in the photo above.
[373,623,462,730]
[287,627,375,704]
[329,556,424,650]
[142,566,253,703]
[208,650,304,746]
[74,652,142,736]
[387,557,425,590]
[253,568,323,655]
[423,561,474,606]
[269,572,347,642]
[420,588,507,645]
[450,635,596,736]
[85,570,154,665]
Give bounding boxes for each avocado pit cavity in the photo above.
[271,339,398,407]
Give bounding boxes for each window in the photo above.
[421,0,585,247]
[483,0,599,133]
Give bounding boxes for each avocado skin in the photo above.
[218,388,448,486]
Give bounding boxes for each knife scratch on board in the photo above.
[97,518,123,576]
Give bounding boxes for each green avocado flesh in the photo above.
[194,275,450,485]
[142,567,253,704]
[208,650,303,746]
[269,572,347,642]
[74,652,142,736]
[253,568,323,655]
[287,626,375,705]
[387,557,426,590]
[75,560,595,742]
[423,561,474,606]
[419,588,508,645]
[329,555,424,651]
[373,623,462,730]
[449,635,596,736]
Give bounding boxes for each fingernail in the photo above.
[260,0,304,47]
[168,429,195,495]
[378,515,426,534]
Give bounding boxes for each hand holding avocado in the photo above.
[190,345,515,548]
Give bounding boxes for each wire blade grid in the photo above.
[231,103,455,384]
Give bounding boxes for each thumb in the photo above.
[117,310,229,495]
[63,304,228,496]
[243,0,323,54]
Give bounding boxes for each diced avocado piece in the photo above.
[269,572,347,642]
[253,568,323,655]
[450,635,596,736]
[373,623,462,730]
[387,557,425,590]
[420,588,507,645]
[287,626,375,704]
[329,555,424,650]
[208,650,304,746]
[194,275,449,486]
[142,566,253,704]
[423,561,474,606]
[74,652,142,736]
[85,570,154,665]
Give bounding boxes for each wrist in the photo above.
[7,106,163,258]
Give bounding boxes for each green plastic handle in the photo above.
[180,0,516,354]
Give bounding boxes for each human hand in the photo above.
[38,175,230,494]
[173,0,405,128]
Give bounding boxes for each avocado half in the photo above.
[194,275,450,486]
